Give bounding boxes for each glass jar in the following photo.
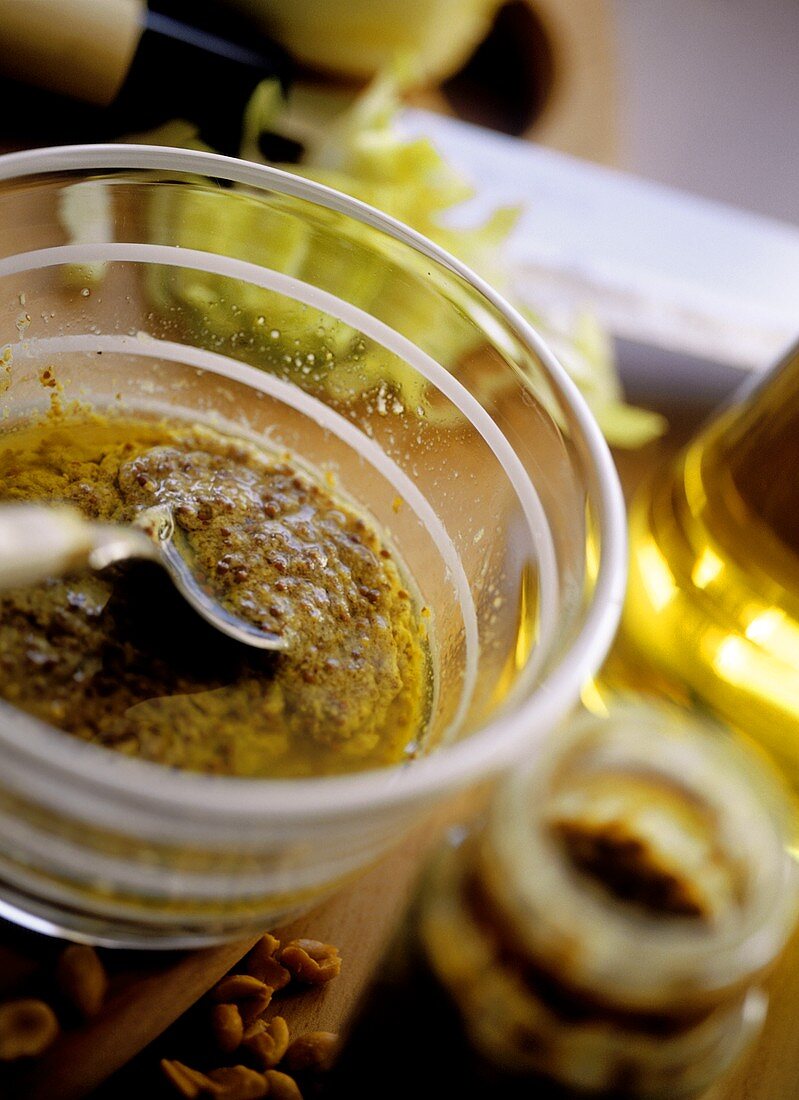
[0,144,626,947]
[327,699,799,1098]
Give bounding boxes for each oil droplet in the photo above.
[0,349,11,393]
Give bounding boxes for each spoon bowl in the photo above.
[0,502,289,652]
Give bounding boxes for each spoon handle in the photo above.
[0,503,99,589]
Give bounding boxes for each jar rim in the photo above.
[486,701,799,1002]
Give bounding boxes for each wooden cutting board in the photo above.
[0,791,479,1100]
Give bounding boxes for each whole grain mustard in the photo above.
[0,412,431,778]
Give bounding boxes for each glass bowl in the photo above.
[0,145,626,947]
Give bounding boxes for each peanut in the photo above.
[278,941,341,985]
[162,1060,268,1099]
[265,1069,303,1099]
[282,1031,340,1075]
[56,944,108,1019]
[243,1014,289,1069]
[242,1017,267,1043]
[206,1065,268,1098]
[212,975,269,1002]
[212,1003,244,1053]
[0,998,59,1061]
[212,975,272,1026]
[244,936,291,992]
[161,1059,213,1099]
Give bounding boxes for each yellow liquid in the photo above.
[604,360,799,792]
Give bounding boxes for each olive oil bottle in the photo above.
[605,339,799,794]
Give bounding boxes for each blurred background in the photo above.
[2,0,797,223]
[1,0,797,431]
[608,0,799,226]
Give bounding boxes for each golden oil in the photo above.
[604,341,799,792]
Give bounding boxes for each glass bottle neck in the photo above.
[703,340,799,556]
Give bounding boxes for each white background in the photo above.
[611,0,799,225]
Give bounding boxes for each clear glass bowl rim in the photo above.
[0,143,627,820]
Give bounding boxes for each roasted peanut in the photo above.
[212,1003,244,1053]
[282,1031,340,1075]
[257,956,292,991]
[243,1014,289,1069]
[278,941,341,985]
[161,1060,268,1100]
[242,1017,267,1043]
[246,933,280,964]
[212,975,272,1026]
[212,975,269,1003]
[244,936,291,991]
[56,944,108,1019]
[265,1069,303,1099]
[161,1059,214,1099]
[0,998,59,1061]
[206,1065,268,1099]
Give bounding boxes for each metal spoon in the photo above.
[0,502,288,651]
